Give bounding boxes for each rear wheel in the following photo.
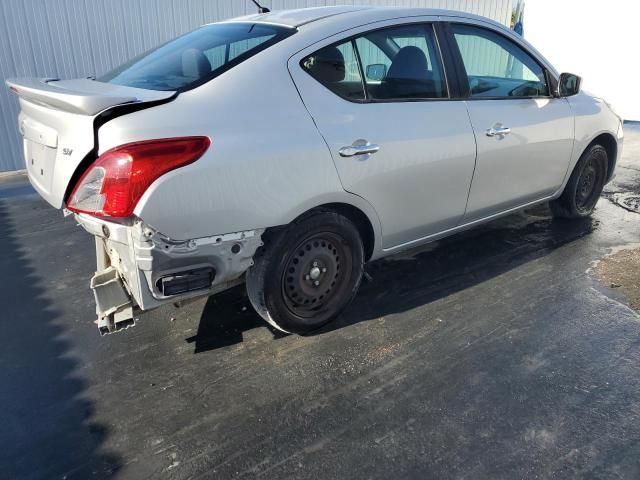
[246,211,364,333]
[550,144,608,219]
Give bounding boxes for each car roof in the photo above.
[217,6,558,80]
[225,6,486,29]
[226,6,371,28]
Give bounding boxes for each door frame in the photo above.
[436,17,560,100]
[439,17,576,221]
[287,16,479,250]
[288,16,459,104]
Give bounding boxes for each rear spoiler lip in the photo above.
[6,77,175,116]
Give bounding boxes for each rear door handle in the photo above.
[339,141,381,157]
[486,126,511,138]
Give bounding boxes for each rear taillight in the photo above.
[67,136,210,217]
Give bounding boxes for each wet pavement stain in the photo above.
[612,193,640,213]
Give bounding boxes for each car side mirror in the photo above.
[366,64,387,82]
[558,72,581,97]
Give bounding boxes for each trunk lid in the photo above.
[6,78,175,208]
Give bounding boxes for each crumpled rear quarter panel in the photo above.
[96,44,347,241]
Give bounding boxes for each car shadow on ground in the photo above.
[192,206,597,353]
[187,291,287,352]
[0,200,121,479]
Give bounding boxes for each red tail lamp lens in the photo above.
[67,136,210,217]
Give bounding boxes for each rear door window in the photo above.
[301,40,366,101]
[355,24,447,100]
[301,23,447,102]
[99,23,295,92]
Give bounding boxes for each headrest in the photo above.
[387,46,429,81]
[307,47,345,84]
[182,48,211,79]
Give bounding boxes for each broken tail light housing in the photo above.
[67,136,210,217]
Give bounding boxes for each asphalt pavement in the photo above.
[1,127,639,479]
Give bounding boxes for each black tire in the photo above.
[246,211,364,334]
[550,144,608,219]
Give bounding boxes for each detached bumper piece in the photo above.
[91,266,136,335]
[156,267,215,296]
[91,238,136,335]
[78,218,265,336]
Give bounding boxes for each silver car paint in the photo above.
[17,98,98,209]
[433,13,623,197]
[566,91,623,177]
[99,47,382,244]
[462,97,575,222]
[288,16,478,249]
[7,78,173,116]
[7,79,174,208]
[6,6,622,329]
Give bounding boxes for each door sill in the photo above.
[382,195,555,254]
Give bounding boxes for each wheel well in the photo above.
[590,133,617,182]
[292,203,376,261]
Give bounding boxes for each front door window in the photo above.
[452,24,548,98]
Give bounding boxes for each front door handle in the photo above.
[485,126,511,138]
[339,140,381,157]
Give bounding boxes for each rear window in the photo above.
[99,23,295,92]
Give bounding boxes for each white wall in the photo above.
[526,0,639,120]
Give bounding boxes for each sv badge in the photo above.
[62,148,74,156]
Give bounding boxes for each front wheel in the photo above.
[246,211,364,334]
[550,144,608,219]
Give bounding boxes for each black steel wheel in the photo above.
[574,156,601,214]
[246,211,364,333]
[281,232,353,319]
[550,144,608,219]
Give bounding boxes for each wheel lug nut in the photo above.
[321,267,327,273]
[314,280,320,286]
[313,261,318,267]
[305,274,310,280]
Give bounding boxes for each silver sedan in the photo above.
[6,6,623,335]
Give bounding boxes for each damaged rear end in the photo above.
[81,215,263,335]
[7,77,264,334]
[6,77,174,208]
[6,22,295,334]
